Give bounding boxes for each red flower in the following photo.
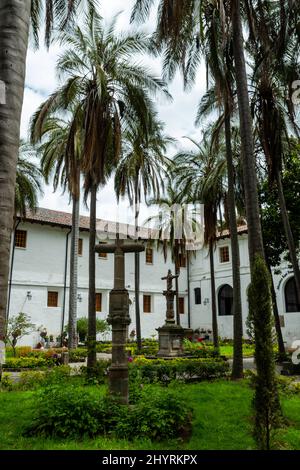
[197,338,204,343]
[128,357,133,363]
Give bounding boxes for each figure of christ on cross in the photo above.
[161,270,179,323]
[95,234,144,404]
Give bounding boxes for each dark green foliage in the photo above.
[25,384,193,442]
[259,144,300,268]
[248,255,282,450]
[71,318,110,343]
[114,386,193,441]
[80,359,111,385]
[130,358,229,384]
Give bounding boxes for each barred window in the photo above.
[145,248,153,264]
[15,230,27,248]
[219,246,230,263]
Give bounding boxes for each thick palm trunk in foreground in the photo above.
[0,0,31,342]
[224,107,243,379]
[87,184,97,369]
[68,194,80,349]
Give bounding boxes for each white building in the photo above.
[8,208,300,347]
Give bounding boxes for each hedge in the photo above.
[130,357,229,383]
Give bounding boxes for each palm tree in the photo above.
[115,119,172,352]
[247,0,300,305]
[31,115,82,349]
[0,0,97,346]
[15,140,43,218]
[32,10,170,369]
[174,136,227,349]
[7,140,43,333]
[147,182,194,326]
[193,3,244,377]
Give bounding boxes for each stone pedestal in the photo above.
[107,289,131,404]
[157,321,185,357]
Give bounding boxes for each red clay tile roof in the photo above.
[217,225,248,239]
[19,207,158,239]
[19,208,248,240]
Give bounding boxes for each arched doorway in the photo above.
[284,276,300,312]
[218,284,233,316]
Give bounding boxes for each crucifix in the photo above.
[95,233,144,404]
[161,270,179,324]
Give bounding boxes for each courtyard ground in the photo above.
[0,379,299,450]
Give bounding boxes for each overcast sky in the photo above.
[21,0,207,225]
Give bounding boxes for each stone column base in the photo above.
[157,323,185,358]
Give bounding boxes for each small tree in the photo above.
[6,313,35,357]
[248,255,282,450]
[73,318,110,344]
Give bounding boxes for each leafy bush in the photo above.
[114,386,193,441]
[80,359,111,385]
[26,384,193,441]
[130,357,229,383]
[74,318,110,343]
[182,339,220,358]
[3,356,55,370]
[0,373,14,391]
[26,385,110,437]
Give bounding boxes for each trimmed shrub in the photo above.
[130,357,229,383]
[3,356,55,370]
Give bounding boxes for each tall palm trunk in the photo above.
[232,1,281,447]
[231,0,265,262]
[87,183,97,369]
[209,239,218,348]
[266,261,286,357]
[134,176,142,353]
[175,263,180,325]
[68,192,80,349]
[276,170,300,303]
[224,104,243,379]
[0,1,31,344]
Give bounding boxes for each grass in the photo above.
[219,344,255,358]
[0,379,299,450]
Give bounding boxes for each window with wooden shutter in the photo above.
[95,293,102,312]
[179,297,185,314]
[78,238,83,256]
[143,295,151,313]
[219,246,230,263]
[15,230,27,248]
[47,291,58,308]
[145,248,153,264]
[178,253,186,268]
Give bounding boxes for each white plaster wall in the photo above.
[9,222,189,346]
[9,222,300,347]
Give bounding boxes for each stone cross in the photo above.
[95,234,144,404]
[161,270,179,324]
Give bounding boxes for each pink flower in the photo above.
[128,357,133,363]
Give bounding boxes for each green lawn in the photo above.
[219,344,255,358]
[0,379,299,450]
